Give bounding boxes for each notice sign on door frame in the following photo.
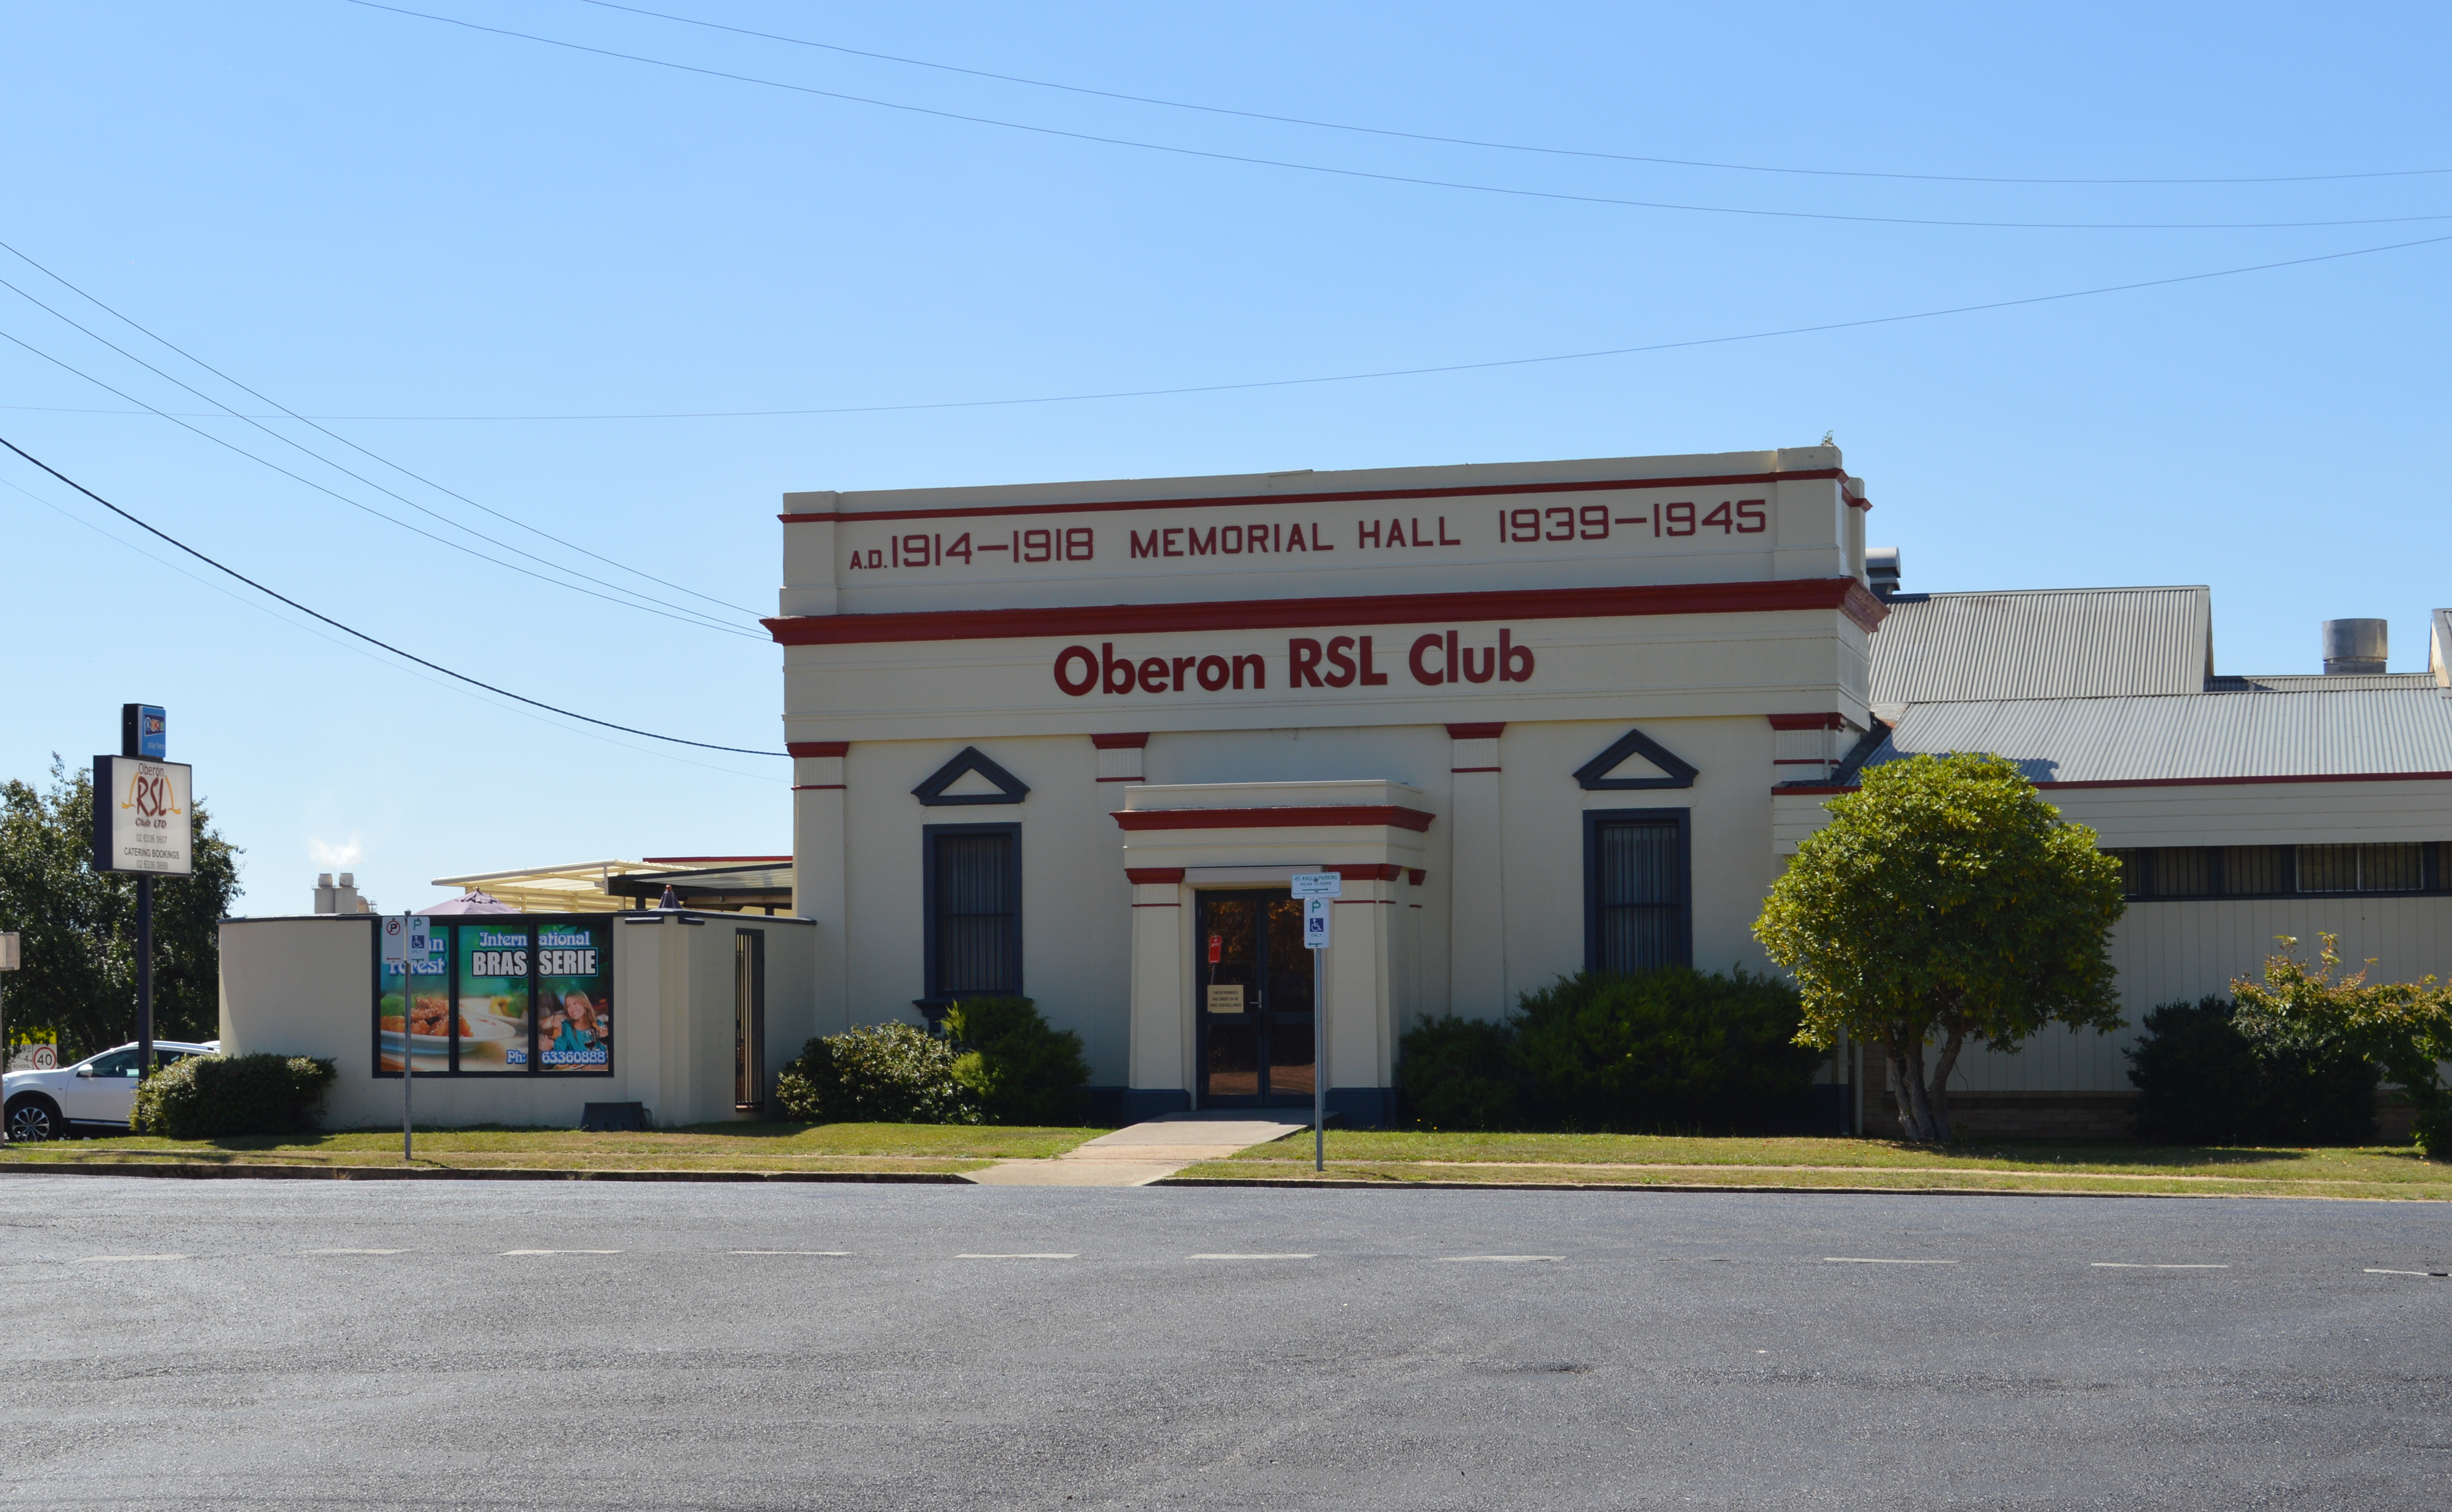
[1204,984,1245,1014]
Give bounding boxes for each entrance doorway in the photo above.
[1194,890,1315,1108]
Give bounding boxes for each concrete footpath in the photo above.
[964,1112,1309,1186]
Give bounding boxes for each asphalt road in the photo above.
[2,1178,2448,1511]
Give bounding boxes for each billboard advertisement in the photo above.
[536,922,612,1072]
[369,918,610,1078]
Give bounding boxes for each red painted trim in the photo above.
[1445,722,1506,740]
[1091,732,1151,749]
[787,741,849,757]
[1772,758,1832,766]
[1406,868,1426,887]
[768,577,1885,645]
[1450,766,1502,774]
[1125,867,1186,884]
[1767,712,1846,731]
[778,469,1852,526]
[1330,863,1403,882]
[1131,901,1181,908]
[1094,776,1141,783]
[1111,805,1435,832]
[789,784,847,791]
[1777,769,2452,796]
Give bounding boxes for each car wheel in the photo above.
[5,1096,63,1143]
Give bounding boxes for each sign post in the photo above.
[381,914,429,1160]
[91,706,185,1090]
[1291,872,1342,1174]
[0,932,18,1147]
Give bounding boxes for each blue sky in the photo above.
[4,1,2447,914]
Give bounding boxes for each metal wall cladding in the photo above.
[1869,586,2211,706]
[1867,687,2452,783]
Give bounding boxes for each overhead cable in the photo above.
[9,230,2445,422]
[0,320,763,640]
[345,2,2452,233]
[0,433,784,756]
[574,0,2452,189]
[0,236,761,621]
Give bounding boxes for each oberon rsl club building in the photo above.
[765,444,2452,1136]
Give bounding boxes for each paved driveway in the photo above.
[3,1178,2448,1509]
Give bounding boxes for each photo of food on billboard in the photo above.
[535,922,611,1073]
[376,928,451,1074]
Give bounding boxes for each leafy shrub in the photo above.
[2127,996,2377,1145]
[1396,1015,1522,1131]
[943,996,1090,1125]
[1399,967,1823,1133]
[130,1053,337,1139]
[774,1022,981,1124]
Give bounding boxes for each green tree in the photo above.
[0,758,243,1059]
[2230,933,2452,1158]
[1753,752,2127,1143]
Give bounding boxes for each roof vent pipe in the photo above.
[2321,618,2387,675]
[1865,546,1900,599]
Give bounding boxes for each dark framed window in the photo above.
[2106,843,2447,901]
[923,823,1022,1000]
[1583,808,1691,973]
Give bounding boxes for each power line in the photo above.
[573,0,2452,189]
[0,319,763,640]
[2,471,776,785]
[9,230,2446,422]
[0,236,762,621]
[0,432,784,757]
[346,2,2452,233]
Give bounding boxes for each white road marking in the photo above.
[1190,1252,1317,1260]
[2092,1262,2228,1269]
[1439,1255,1563,1263]
[957,1253,1077,1259]
[1825,1257,1956,1265]
[2365,1267,2452,1278]
[74,1254,190,1263]
[500,1249,622,1256]
[305,1248,406,1255]
[731,1250,851,1256]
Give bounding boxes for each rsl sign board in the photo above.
[89,756,194,876]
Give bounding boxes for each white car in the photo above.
[4,1041,219,1141]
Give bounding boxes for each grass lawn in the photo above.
[1176,1129,2452,1200]
[0,1122,1110,1176]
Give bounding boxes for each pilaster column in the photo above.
[1445,722,1507,1019]
[790,740,849,1034]
[1124,867,1187,1101]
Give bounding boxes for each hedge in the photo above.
[1399,967,1823,1133]
[130,1053,337,1139]
[2126,996,2377,1145]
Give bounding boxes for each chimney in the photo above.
[1865,547,1901,599]
[2321,619,2387,675]
[314,873,336,914]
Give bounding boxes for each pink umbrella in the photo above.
[421,890,518,915]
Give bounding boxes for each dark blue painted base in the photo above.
[1326,1087,1398,1129]
[1113,1088,1191,1123]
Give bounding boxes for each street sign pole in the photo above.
[0,932,18,1148]
[381,914,414,1161]
[1291,873,1343,1175]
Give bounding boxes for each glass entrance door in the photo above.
[1195,890,1315,1107]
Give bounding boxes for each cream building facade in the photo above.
[771,447,1878,1123]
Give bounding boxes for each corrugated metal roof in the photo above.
[2208,672,2439,693]
[1868,586,2211,708]
[1862,687,2452,783]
